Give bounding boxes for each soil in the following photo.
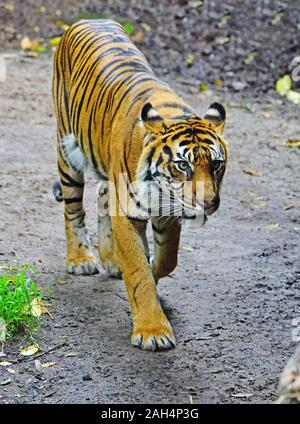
[1,0,300,93]
[0,0,300,405]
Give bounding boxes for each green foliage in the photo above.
[0,265,42,341]
[123,21,135,35]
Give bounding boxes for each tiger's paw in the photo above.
[101,260,122,279]
[66,254,100,275]
[131,323,176,351]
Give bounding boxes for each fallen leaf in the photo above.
[271,12,284,26]
[42,361,57,368]
[0,265,18,271]
[260,111,270,118]
[49,37,61,47]
[199,83,207,92]
[189,0,203,7]
[276,75,292,96]
[214,78,222,87]
[20,345,39,356]
[7,368,15,374]
[282,139,300,148]
[131,31,144,42]
[30,297,53,318]
[186,54,194,66]
[140,23,151,32]
[0,378,11,386]
[20,37,40,51]
[217,15,230,28]
[4,3,14,11]
[244,51,257,65]
[56,278,66,285]
[34,45,48,53]
[30,298,42,317]
[216,35,230,45]
[265,223,279,230]
[283,203,295,211]
[189,394,194,404]
[232,393,253,398]
[0,361,12,366]
[66,351,78,357]
[243,169,262,177]
[286,90,300,104]
[183,245,194,252]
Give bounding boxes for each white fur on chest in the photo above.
[60,133,107,178]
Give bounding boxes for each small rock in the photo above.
[231,81,247,91]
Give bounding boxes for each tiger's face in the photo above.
[137,102,227,225]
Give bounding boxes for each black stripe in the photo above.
[58,163,84,188]
[64,197,83,205]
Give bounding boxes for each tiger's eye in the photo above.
[177,161,189,171]
[211,159,223,171]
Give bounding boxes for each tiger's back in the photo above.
[53,19,194,179]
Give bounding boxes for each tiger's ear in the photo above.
[141,103,165,134]
[203,102,226,135]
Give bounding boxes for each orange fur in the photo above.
[53,20,228,350]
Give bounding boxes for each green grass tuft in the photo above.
[0,265,42,341]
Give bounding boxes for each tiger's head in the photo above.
[137,102,228,225]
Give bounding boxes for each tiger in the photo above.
[52,19,228,351]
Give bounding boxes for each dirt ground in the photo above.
[2,0,300,93]
[0,50,299,404]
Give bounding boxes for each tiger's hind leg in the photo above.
[57,139,100,275]
[97,181,121,278]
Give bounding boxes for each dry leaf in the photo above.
[183,245,194,252]
[0,361,12,366]
[57,278,66,285]
[140,23,151,32]
[0,265,18,271]
[214,78,222,87]
[20,37,40,51]
[131,32,144,42]
[20,344,39,356]
[0,378,11,386]
[30,298,53,318]
[189,394,194,404]
[283,203,295,211]
[286,90,300,104]
[66,351,78,357]
[49,37,61,47]
[232,393,253,398]
[243,169,262,177]
[186,54,194,66]
[282,139,300,148]
[7,368,15,374]
[42,361,57,368]
[276,75,292,96]
[265,223,279,230]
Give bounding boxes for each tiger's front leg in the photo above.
[151,217,181,283]
[111,215,176,351]
[58,151,100,275]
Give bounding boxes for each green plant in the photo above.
[0,265,42,341]
[123,21,135,35]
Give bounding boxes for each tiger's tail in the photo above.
[53,179,63,202]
